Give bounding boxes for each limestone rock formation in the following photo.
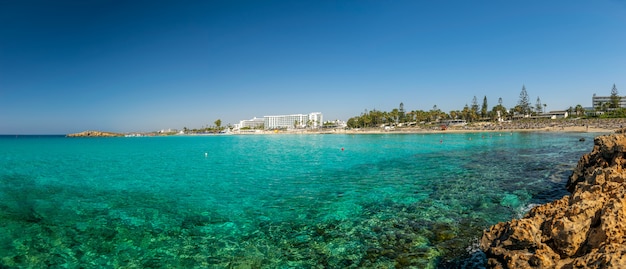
[480,134,626,268]
[66,130,123,137]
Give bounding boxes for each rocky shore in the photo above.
[66,130,124,137]
[480,133,626,268]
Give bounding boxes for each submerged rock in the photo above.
[480,134,626,268]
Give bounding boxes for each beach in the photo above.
[231,118,625,135]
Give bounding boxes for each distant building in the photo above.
[592,94,626,109]
[264,112,323,130]
[235,117,265,130]
[547,111,568,119]
[159,128,178,133]
[441,119,467,126]
[585,107,603,117]
[323,119,347,128]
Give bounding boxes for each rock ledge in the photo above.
[480,134,626,268]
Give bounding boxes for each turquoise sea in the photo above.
[0,132,597,268]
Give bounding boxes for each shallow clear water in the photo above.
[0,132,596,268]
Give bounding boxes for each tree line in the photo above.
[347,84,619,129]
[182,119,227,134]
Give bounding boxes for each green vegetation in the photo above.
[516,85,531,116]
[610,84,620,110]
[346,84,623,129]
[181,119,227,134]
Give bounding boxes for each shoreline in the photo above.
[232,118,625,135]
[68,118,626,137]
[230,125,615,135]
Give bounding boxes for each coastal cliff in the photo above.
[480,134,626,268]
[66,130,123,137]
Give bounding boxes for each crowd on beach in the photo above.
[318,118,626,134]
[459,118,626,132]
[223,118,626,135]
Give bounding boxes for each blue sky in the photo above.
[1,0,625,134]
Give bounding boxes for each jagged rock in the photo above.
[480,134,626,268]
[66,130,123,137]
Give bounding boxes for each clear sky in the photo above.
[1,0,625,134]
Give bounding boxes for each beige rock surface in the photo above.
[66,130,123,137]
[480,134,626,268]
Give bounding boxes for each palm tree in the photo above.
[214,119,222,130]
[347,118,358,128]
[362,114,372,128]
[491,104,508,121]
[461,105,472,122]
[449,110,459,120]
[602,102,609,112]
[405,111,415,123]
[389,109,400,125]
[575,104,585,116]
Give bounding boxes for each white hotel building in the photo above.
[264,112,323,130]
[592,94,626,109]
[234,117,265,129]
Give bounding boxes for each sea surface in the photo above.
[0,132,598,268]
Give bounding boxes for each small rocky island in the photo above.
[480,133,626,268]
[66,130,124,137]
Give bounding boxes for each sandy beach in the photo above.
[233,118,626,135]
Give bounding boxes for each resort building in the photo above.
[441,119,467,126]
[323,119,347,128]
[546,111,569,119]
[592,94,626,109]
[264,112,323,130]
[234,117,265,130]
[159,128,179,134]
